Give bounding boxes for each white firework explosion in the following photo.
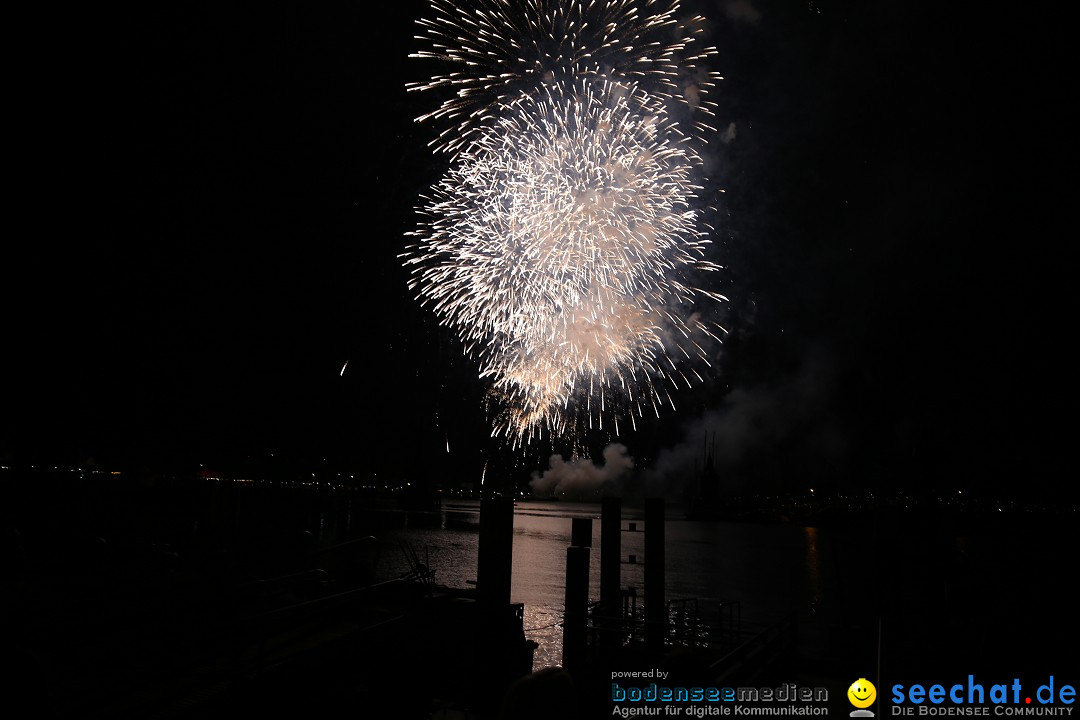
[405,1,727,445]
[410,0,722,156]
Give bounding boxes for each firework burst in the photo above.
[410,0,722,156]
[405,0,727,445]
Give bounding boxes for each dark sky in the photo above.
[5,1,1074,496]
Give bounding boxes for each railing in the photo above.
[579,599,794,686]
[708,611,798,684]
[584,595,745,652]
[399,539,436,586]
[717,600,743,652]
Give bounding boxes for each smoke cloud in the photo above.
[643,350,845,496]
[530,443,635,499]
[720,122,737,144]
[724,0,762,25]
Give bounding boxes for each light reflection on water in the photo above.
[371,501,820,670]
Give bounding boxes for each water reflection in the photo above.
[372,501,815,670]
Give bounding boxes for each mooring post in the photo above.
[563,544,590,671]
[645,497,666,650]
[600,497,622,647]
[571,517,592,549]
[477,497,514,609]
[563,517,592,670]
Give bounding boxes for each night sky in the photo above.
[5,0,1074,498]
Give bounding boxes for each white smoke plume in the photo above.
[643,350,845,496]
[724,0,762,25]
[721,122,737,144]
[530,443,635,499]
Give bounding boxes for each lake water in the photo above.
[365,500,825,669]
[13,474,1075,681]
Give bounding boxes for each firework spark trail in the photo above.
[406,0,727,445]
[409,0,722,156]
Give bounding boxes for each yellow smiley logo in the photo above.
[848,679,877,709]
